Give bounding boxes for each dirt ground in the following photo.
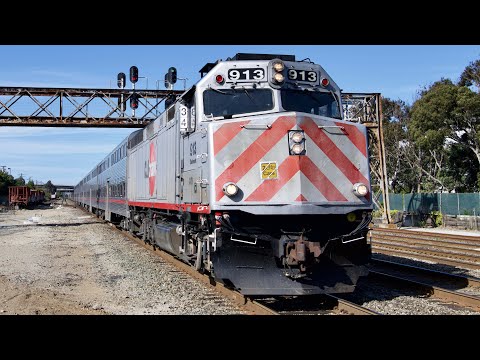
[0,204,243,315]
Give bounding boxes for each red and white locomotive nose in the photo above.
[211,112,370,210]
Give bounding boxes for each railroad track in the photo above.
[70,204,275,315]
[70,203,383,315]
[254,294,379,315]
[73,204,480,315]
[370,228,480,270]
[110,224,277,315]
[115,224,379,315]
[370,258,480,288]
[367,269,480,312]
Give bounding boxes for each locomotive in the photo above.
[74,53,373,296]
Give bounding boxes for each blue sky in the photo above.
[1,45,479,185]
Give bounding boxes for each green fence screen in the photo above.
[377,193,480,216]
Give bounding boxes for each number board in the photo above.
[228,68,265,81]
[179,104,189,132]
[288,69,318,83]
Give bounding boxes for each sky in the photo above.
[0,45,479,186]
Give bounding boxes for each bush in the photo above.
[430,211,443,227]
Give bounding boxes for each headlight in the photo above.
[291,131,304,143]
[223,182,239,197]
[291,143,304,155]
[272,61,284,72]
[353,183,368,197]
[273,73,284,83]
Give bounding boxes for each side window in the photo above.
[167,106,175,122]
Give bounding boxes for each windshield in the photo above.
[203,88,274,118]
[281,89,342,119]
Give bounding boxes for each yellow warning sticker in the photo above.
[260,162,278,180]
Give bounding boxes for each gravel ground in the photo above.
[0,205,245,315]
[349,280,479,315]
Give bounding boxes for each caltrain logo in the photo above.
[149,142,156,196]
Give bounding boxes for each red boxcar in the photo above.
[8,186,45,207]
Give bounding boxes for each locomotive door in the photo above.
[181,133,207,204]
[179,100,206,204]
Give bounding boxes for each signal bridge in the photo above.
[0,86,183,128]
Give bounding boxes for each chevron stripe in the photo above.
[217,128,292,202]
[246,155,347,202]
[334,121,367,158]
[299,156,348,201]
[213,120,251,156]
[300,117,369,186]
[273,172,328,203]
[245,156,299,201]
[215,116,296,201]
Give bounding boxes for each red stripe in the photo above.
[299,157,348,201]
[295,194,308,202]
[128,201,210,214]
[245,157,300,201]
[334,121,367,157]
[76,198,209,214]
[98,199,127,204]
[214,120,250,156]
[300,117,369,185]
[215,116,296,201]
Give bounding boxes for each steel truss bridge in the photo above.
[0,86,183,127]
[0,87,391,222]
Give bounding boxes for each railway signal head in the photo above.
[130,93,139,109]
[130,66,139,83]
[117,72,126,88]
[167,67,177,84]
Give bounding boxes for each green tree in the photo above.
[459,59,480,89]
[27,178,35,189]
[0,171,16,196]
[409,78,480,191]
[15,176,25,186]
[44,180,56,194]
[381,97,415,193]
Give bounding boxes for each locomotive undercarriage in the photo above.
[121,206,372,296]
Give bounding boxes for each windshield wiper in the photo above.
[240,86,256,104]
[209,87,231,95]
[329,90,342,119]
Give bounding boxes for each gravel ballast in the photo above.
[0,205,245,315]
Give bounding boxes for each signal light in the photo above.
[130,94,139,109]
[215,74,225,84]
[167,67,177,84]
[117,72,126,88]
[130,66,139,83]
[321,78,329,87]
